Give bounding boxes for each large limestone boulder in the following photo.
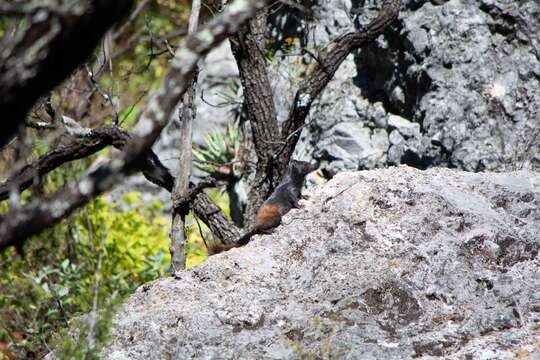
[104,166,539,359]
[267,0,540,173]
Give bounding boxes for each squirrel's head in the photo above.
[289,160,317,176]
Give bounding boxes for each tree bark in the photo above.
[230,10,281,226]
[170,0,201,272]
[0,126,126,201]
[0,0,134,149]
[0,0,267,252]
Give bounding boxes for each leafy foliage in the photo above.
[0,192,171,358]
[0,187,231,358]
[193,122,241,178]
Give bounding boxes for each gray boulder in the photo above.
[269,0,540,173]
[103,167,540,359]
[354,0,540,171]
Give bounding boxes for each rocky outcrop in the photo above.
[103,167,540,359]
[273,0,540,174]
[112,0,540,203]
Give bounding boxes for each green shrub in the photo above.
[0,187,231,359]
[0,192,171,358]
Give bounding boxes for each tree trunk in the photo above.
[170,0,201,272]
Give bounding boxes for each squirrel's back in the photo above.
[209,160,317,253]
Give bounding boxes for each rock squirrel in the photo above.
[209,160,317,254]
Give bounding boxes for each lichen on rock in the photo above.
[103,166,540,359]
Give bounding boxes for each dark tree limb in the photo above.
[0,123,238,251]
[0,126,125,201]
[230,9,282,225]
[0,0,135,149]
[278,0,401,174]
[192,192,242,245]
[0,0,266,252]
[172,178,217,210]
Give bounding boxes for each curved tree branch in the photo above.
[0,122,239,248]
[0,126,125,201]
[0,0,266,252]
[0,0,135,149]
[278,0,402,173]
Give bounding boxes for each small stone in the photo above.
[388,115,421,138]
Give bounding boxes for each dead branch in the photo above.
[0,123,238,250]
[278,0,402,173]
[228,0,401,226]
[192,192,242,245]
[170,0,202,271]
[113,0,152,42]
[173,178,217,210]
[0,126,125,201]
[0,0,266,252]
[0,0,134,149]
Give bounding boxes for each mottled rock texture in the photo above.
[104,167,540,359]
[274,0,540,174]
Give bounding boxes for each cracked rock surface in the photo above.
[111,0,540,204]
[103,166,540,359]
[278,0,540,173]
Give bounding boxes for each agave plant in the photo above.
[193,122,241,179]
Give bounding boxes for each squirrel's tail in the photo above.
[206,228,258,255]
[206,241,241,255]
[237,228,258,245]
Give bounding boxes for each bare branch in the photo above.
[0,0,135,149]
[170,0,202,272]
[279,0,402,172]
[192,192,242,245]
[0,124,237,251]
[113,0,152,41]
[173,178,217,210]
[0,126,125,201]
[0,0,266,252]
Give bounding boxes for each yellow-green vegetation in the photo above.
[0,192,166,358]
[0,188,229,358]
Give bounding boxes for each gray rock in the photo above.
[102,167,540,359]
[271,0,540,172]
[315,122,388,171]
[389,129,405,145]
[354,0,540,171]
[388,114,421,138]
